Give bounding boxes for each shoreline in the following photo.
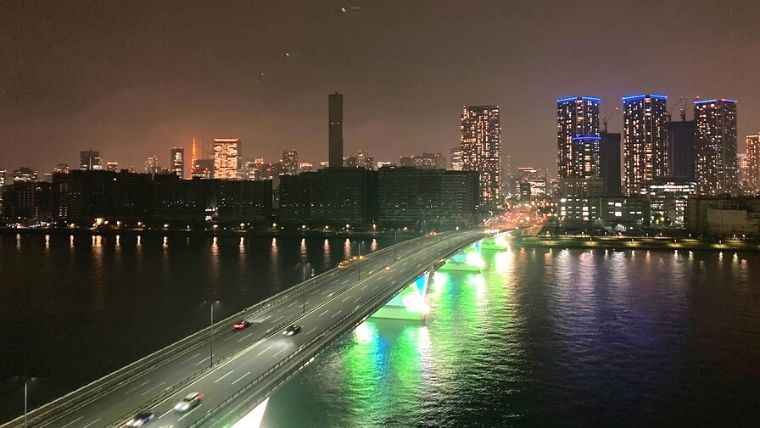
[512,236,760,252]
[0,227,420,240]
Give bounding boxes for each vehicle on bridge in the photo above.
[174,392,204,413]
[126,410,155,426]
[283,324,301,336]
[233,320,252,330]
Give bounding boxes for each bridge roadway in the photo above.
[9,230,486,428]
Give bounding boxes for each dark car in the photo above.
[174,392,204,413]
[233,320,252,330]
[282,324,302,336]
[126,411,155,427]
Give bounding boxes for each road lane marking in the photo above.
[178,405,201,421]
[353,297,361,303]
[59,416,83,428]
[273,314,284,323]
[273,347,287,357]
[195,356,210,366]
[215,370,234,383]
[286,301,297,308]
[140,381,166,396]
[305,327,318,336]
[82,418,101,428]
[257,344,273,356]
[318,309,329,317]
[237,331,254,342]
[159,408,173,418]
[341,295,351,302]
[181,353,201,364]
[124,379,150,395]
[231,371,251,385]
[258,314,272,322]
[330,310,342,319]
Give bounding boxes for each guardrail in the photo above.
[1,233,434,428]
[187,232,485,428]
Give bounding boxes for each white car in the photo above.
[174,392,204,413]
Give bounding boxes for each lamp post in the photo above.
[394,228,398,261]
[23,377,35,428]
[357,241,363,281]
[299,262,311,315]
[205,301,220,368]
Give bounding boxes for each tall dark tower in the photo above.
[599,131,622,196]
[329,92,344,168]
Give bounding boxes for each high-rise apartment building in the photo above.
[695,99,738,195]
[599,132,621,196]
[105,162,119,172]
[282,149,300,175]
[745,135,760,195]
[170,147,185,178]
[329,92,343,168]
[213,139,241,179]
[665,119,696,181]
[450,146,463,171]
[622,94,668,196]
[460,105,502,207]
[556,96,600,182]
[80,150,103,170]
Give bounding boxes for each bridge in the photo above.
[1,229,495,428]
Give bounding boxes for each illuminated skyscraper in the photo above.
[329,92,343,168]
[282,149,299,175]
[80,150,103,170]
[556,96,600,183]
[213,138,241,179]
[695,98,738,195]
[746,135,760,195]
[105,162,119,172]
[450,146,463,171]
[460,105,501,207]
[170,147,185,178]
[622,94,668,196]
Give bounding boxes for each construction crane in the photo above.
[602,107,620,133]
[668,96,690,122]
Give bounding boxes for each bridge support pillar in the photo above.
[371,272,430,321]
[438,243,484,272]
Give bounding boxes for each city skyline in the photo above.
[2,1,759,174]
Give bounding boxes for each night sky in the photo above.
[1,0,759,174]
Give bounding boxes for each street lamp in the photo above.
[203,301,220,368]
[23,377,36,428]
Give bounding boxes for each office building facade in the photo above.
[213,139,241,179]
[170,147,185,178]
[80,150,103,171]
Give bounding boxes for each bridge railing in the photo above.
[187,232,485,428]
[0,232,432,428]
